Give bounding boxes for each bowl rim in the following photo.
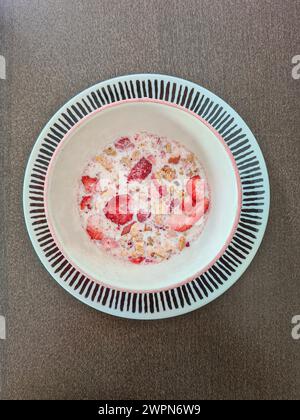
[44,98,242,293]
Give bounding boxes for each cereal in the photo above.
[104,146,117,156]
[120,156,131,167]
[168,155,181,164]
[130,223,140,237]
[165,143,172,153]
[186,153,195,163]
[131,150,141,161]
[95,155,113,172]
[135,241,144,255]
[147,236,154,246]
[178,236,186,251]
[160,165,176,181]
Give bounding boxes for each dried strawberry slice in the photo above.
[121,221,136,236]
[167,214,194,232]
[104,194,133,225]
[173,224,193,232]
[128,157,152,182]
[167,197,209,232]
[81,176,98,193]
[137,210,151,223]
[203,197,210,213]
[114,137,134,150]
[80,195,92,210]
[186,175,206,206]
[181,193,194,214]
[128,256,145,264]
[86,215,103,240]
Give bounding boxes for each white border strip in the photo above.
[0,56,6,80]
[0,316,6,340]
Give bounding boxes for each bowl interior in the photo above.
[45,100,240,291]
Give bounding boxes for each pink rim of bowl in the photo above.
[44,98,242,294]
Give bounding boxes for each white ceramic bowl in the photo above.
[45,99,241,292]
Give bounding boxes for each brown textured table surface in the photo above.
[1,0,300,400]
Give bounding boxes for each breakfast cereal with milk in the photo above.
[78,132,210,264]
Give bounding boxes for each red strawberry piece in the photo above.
[180,191,187,210]
[186,175,200,198]
[203,196,210,213]
[137,210,151,223]
[128,157,152,182]
[104,194,133,225]
[128,256,145,264]
[175,224,193,232]
[167,214,193,232]
[181,194,195,215]
[187,197,209,216]
[159,185,167,197]
[114,137,134,150]
[121,221,136,236]
[86,215,103,240]
[81,175,98,193]
[167,197,209,232]
[186,175,206,206]
[86,225,103,240]
[80,195,92,210]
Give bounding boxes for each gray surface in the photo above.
[1,0,300,400]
